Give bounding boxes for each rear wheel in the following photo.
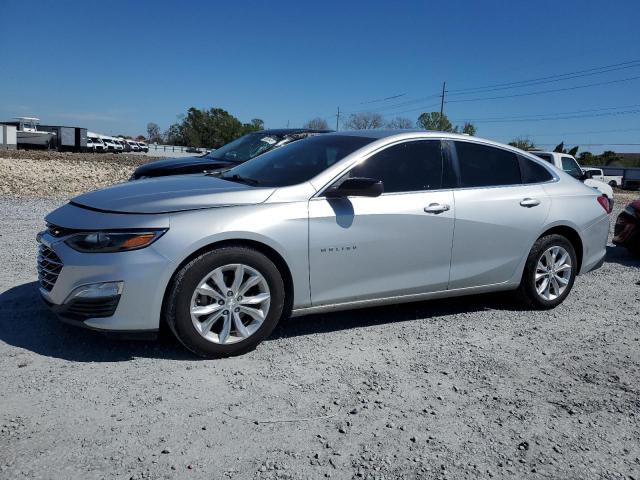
[164,246,286,358]
[516,234,577,309]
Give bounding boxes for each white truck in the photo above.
[530,151,614,211]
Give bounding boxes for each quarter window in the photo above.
[518,155,554,184]
[454,141,521,187]
[348,140,446,193]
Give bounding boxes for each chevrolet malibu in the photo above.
[38,131,610,358]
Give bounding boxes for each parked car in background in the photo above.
[137,141,149,153]
[86,138,95,152]
[129,128,332,180]
[88,136,106,152]
[531,151,614,211]
[39,131,609,358]
[101,137,117,152]
[185,147,203,154]
[613,198,640,256]
[583,167,604,182]
[601,167,624,188]
[125,140,140,152]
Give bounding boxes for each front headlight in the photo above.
[64,230,167,253]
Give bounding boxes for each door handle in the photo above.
[520,197,541,208]
[424,203,450,214]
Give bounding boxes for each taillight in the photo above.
[597,195,610,213]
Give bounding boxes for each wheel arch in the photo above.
[160,238,295,331]
[537,224,584,274]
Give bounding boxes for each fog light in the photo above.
[64,281,124,303]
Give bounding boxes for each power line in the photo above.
[450,103,640,123]
[447,59,640,94]
[446,75,640,104]
[502,127,640,138]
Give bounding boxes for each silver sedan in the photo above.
[38,131,610,357]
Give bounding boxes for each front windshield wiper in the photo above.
[219,174,260,186]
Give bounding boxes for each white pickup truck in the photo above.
[531,151,614,210]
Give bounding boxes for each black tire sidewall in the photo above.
[521,234,577,309]
[167,247,285,358]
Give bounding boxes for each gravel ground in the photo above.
[0,191,639,479]
[0,151,159,198]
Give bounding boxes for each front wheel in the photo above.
[164,246,286,358]
[516,234,577,309]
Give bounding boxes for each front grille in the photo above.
[37,244,63,291]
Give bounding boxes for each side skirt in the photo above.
[291,282,517,318]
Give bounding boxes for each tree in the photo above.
[461,122,476,136]
[600,150,622,166]
[386,117,413,129]
[553,142,579,156]
[163,107,257,148]
[135,135,146,142]
[146,122,163,144]
[578,151,595,165]
[303,117,330,130]
[250,118,265,130]
[416,112,452,131]
[508,137,536,150]
[344,112,384,130]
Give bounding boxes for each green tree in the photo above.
[553,142,565,153]
[461,122,476,136]
[508,137,536,150]
[416,112,453,131]
[164,107,257,148]
[416,112,476,134]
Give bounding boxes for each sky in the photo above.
[1,0,639,153]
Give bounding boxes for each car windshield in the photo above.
[220,134,374,187]
[207,132,289,163]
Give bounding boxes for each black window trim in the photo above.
[448,139,559,190]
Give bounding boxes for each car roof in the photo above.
[256,128,334,135]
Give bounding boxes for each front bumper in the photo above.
[38,231,174,332]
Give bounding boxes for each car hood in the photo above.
[71,175,275,214]
[133,156,236,178]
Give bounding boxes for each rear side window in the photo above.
[519,156,554,184]
[454,141,521,187]
[349,140,445,193]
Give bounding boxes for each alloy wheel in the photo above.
[190,263,271,344]
[534,246,573,301]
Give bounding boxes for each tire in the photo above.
[515,234,577,309]
[164,246,286,358]
[608,180,617,188]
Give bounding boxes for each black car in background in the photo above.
[129,128,331,180]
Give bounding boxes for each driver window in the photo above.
[348,140,445,193]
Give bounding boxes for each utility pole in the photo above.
[439,81,446,130]
[336,106,341,131]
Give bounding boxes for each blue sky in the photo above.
[1,0,639,152]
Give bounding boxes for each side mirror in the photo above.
[324,177,384,198]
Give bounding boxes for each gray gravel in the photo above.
[1,196,639,480]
